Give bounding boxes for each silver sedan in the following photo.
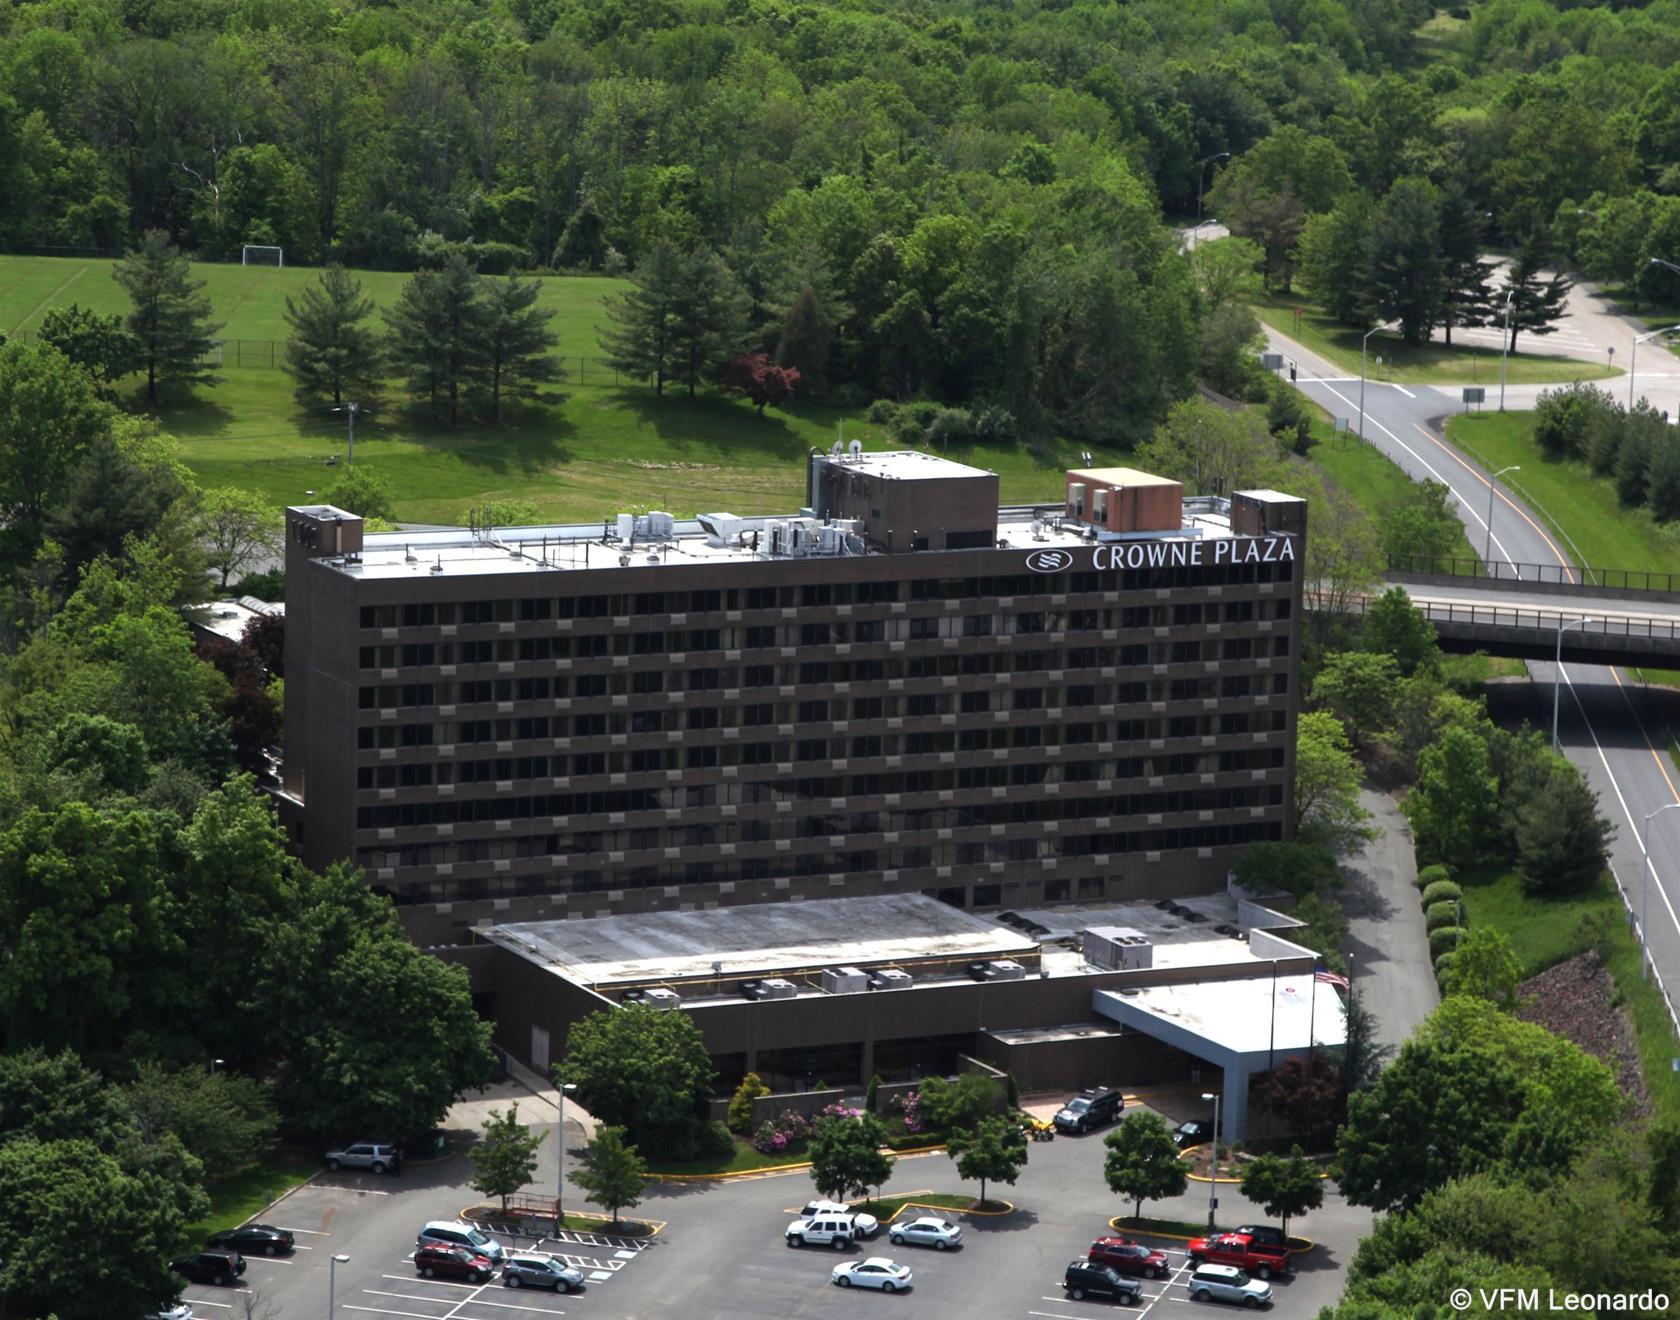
[889,1217,963,1250]
[832,1257,914,1292]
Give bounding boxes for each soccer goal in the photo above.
[241,244,284,268]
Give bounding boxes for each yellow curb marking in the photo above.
[1106,1218,1316,1253]
[654,1143,947,1182]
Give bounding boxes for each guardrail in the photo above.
[1389,556,1680,595]
[1610,861,1680,1041]
[1362,597,1680,643]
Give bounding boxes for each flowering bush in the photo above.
[752,1108,816,1154]
[817,1103,863,1121]
[894,1090,925,1134]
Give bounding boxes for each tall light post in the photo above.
[1551,615,1597,750]
[556,1081,578,1233]
[1186,217,1220,252]
[328,1252,350,1320]
[332,401,360,466]
[1629,321,1680,410]
[1196,153,1230,230]
[1200,1089,1221,1230]
[1359,321,1395,443]
[1498,286,1515,411]
[1484,464,1520,571]
[1640,804,1680,981]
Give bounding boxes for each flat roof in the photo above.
[482,893,1037,987]
[817,450,996,481]
[1067,467,1182,487]
[184,597,283,644]
[1095,976,1347,1058]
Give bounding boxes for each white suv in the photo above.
[801,1200,880,1238]
[786,1214,859,1248]
[1190,1263,1274,1308]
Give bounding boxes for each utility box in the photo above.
[758,977,798,1000]
[987,959,1028,981]
[1066,468,1183,532]
[642,987,682,1010]
[1081,927,1155,971]
[819,965,869,995]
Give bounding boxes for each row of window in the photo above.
[357,675,1283,745]
[356,742,1286,791]
[355,779,1283,831]
[369,819,1287,904]
[356,563,1298,630]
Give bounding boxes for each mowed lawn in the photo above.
[1254,294,1617,386]
[1,254,622,359]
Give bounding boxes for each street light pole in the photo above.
[556,1081,578,1233]
[1499,287,1514,411]
[333,401,359,466]
[1196,153,1230,231]
[1640,804,1680,981]
[328,1252,350,1320]
[1484,464,1520,571]
[1200,1089,1221,1230]
[1359,322,1392,444]
[1551,615,1596,749]
[1630,319,1680,411]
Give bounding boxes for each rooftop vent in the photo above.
[868,968,913,991]
[988,959,1028,982]
[642,987,681,1010]
[1081,926,1154,971]
[758,977,798,1000]
[819,966,869,995]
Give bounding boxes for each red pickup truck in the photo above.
[1186,1232,1292,1279]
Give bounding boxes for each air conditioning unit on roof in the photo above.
[820,966,868,995]
[759,978,798,1000]
[642,987,681,1010]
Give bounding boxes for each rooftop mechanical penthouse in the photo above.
[278,448,1306,945]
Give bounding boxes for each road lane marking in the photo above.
[1391,383,1416,398]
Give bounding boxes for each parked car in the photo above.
[1053,1086,1123,1133]
[325,1140,400,1174]
[1188,1263,1273,1308]
[801,1200,880,1238]
[1187,1233,1291,1280]
[170,1251,246,1287]
[1233,1225,1288,1251]
[786,1213,859,1248]
[152,1306,195,1320]
[1173,1120,1212,1148]
[1063,1259,1143,1303]
[415,1244,495,1283]
[889,1216,963,1250]
[501,1252,584,1291]
[207,1223,295,1256]
[418,1221,507,1263]
[1089,1237,1170,1278]
[832,1257,913,1292]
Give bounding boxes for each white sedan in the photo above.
[832,1257,914,1292]
[889,1216,963,1250]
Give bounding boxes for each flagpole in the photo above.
[1304,966,1319,1141]
[1267,961,1278,1133]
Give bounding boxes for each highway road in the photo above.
[1270,325,1680,1037]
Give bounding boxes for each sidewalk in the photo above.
[1342,788,1438,1056]
[441,1056,601,1147]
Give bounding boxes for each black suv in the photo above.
[1234,1224,1288,1250]
[171,1250,246,1286]
[1064,1259,1143,1303]
[1054,1086,1123,1133]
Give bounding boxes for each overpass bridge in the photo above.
[1362,558,1680,668]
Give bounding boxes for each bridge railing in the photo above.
[1356,597,1680,642]
[1388,555,1680,594]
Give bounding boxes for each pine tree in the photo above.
[554,198,606,271]
[479,273,563,421]
[1504,238,1573,354]
[1648,434,1680,520]
[671,247,750,399]
[1367,178,1447,345]
[601,243,685,396]
[282,264,381,406]
[1438,188,1494,348]
[112,230,224,403]
[383,252,487,426]
[776,284,834,396]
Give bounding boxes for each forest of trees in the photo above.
[8,0,1680,434]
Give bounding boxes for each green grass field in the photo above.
[1255,294,1618,387]
[1,254,622,358]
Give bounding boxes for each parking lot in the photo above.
[177,1097,1369,1320]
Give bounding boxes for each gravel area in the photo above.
[1516,953,1650,1120]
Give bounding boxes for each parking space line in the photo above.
[363,1289,464,1305]
[344,1307,442,1319]
[1030,1311,1105,1319]
[440,1281,493,1320]
[457,1298,570,1314]
[281,1226,333,1235]
[184,1302,233,1311]
[381,1274,483,1290]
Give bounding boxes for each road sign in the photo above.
[1333,417,1350,432]
[1462,387,1485,403]
[1260,353,1283,370]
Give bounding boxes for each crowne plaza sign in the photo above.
[1023,536,1297,574]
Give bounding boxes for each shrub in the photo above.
[1434,950,1460,988]
[1420,880,1464,908]
[752,1108,816,1154]
[865,398,898,426]
[1417,863,1454,890]
[727,1073,771,1134]
[664,1118,734,1160]
[1425,901,1462,931]
[1430,927,1466,960]
[865,1074,882,1113]
[893,1090,925,1135]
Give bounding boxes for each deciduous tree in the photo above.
[1438,928,1524,1008]
[112,230,224,404]
[1405,724,1500,868]
[1310,652,1399,748]
[0,340,112,568]
[717,352,800,414]
[1102,1112,1188,1220]
[808,1113,893,1202]
[572,1125,648,1227]
[469,1104,545,1214]
[37,303,142,397]
[1361,586,1439,676]
[558,1004,715,1156]
[947,1113,1027,1207]
[1293,710,1372,853]
[200,488,279,591]
[1240,1145,1323,1237]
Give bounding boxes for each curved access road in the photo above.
[1269,324,1680,1033]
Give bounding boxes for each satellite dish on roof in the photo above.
[831,440,844,456]
[849,439,863,457]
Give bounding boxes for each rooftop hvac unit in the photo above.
[1081,926,1154,971]
[988,959,1028,981]
[1093,487,1109,524]
[642,987,682,1010]
[759,977,798,1000]
[615,513,635,542]
[697,512,744,546]
[1068,482,1087,518]
[819,965,869,995]
[648,511,674,538]
[869,968,913,990]
[816,525,844,555]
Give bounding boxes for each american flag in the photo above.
[1314,970,1350,990]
